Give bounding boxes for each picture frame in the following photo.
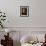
[20,6,29,17]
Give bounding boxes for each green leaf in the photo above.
[1,19,6,21]
[0,21,1,23]
[1,25,3,28]
[0,23,1,24]
[1,15,2,17]
[3,16,6,17]
[4,13,5,15]
[0,12,2,13]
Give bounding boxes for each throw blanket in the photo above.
[21,43,43,46]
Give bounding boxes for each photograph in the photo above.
[20,6,29,17]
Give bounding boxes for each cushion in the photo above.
[20,35,37,43]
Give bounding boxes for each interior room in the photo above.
[0,0,46,46]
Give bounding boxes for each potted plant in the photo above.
[0,10,6,28]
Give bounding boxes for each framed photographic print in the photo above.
[20,6,29,17]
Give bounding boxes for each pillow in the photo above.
[20,35,31,43]
[20,35,37,44]
[37,34,45,43]
[21,43,33,46]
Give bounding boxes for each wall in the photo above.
[0,0,46,46]
[0,0,31,27]
[32,0,46,27]
[0,0,46,27]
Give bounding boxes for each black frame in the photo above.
[20,6,29,17]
